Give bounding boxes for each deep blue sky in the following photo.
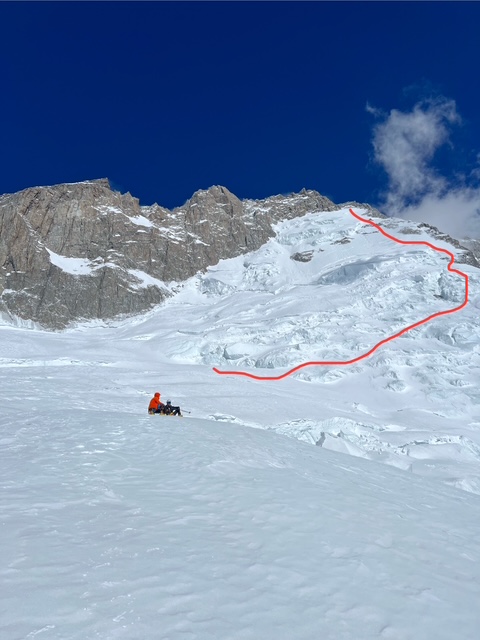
[1,1,479,210]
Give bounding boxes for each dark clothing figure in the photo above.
[163,400,182,416]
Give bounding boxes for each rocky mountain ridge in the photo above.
[0,179,477,329]
[0,179,337,328]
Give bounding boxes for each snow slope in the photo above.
[114,206,480,493]
[1,205,480,639]
[2,407,480,640]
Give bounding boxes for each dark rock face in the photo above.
[0,180,336,328]
[290,251,315,263]
[461,239,480,266]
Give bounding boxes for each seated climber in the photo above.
[162,400,182,416]
[148,392,165,415]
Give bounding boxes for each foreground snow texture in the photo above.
[3,412,480,640]
[1,207,480,638]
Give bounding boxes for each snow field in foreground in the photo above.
[2,406,480,640]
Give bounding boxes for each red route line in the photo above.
[212,208,470,381]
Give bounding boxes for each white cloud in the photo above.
[370,97,480,239]
[399,190,480,240]
[365,102,384,118]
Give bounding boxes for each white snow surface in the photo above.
[46,249,97,276]
[1,206,480,639]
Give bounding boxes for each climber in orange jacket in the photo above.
[148,392,165,414]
